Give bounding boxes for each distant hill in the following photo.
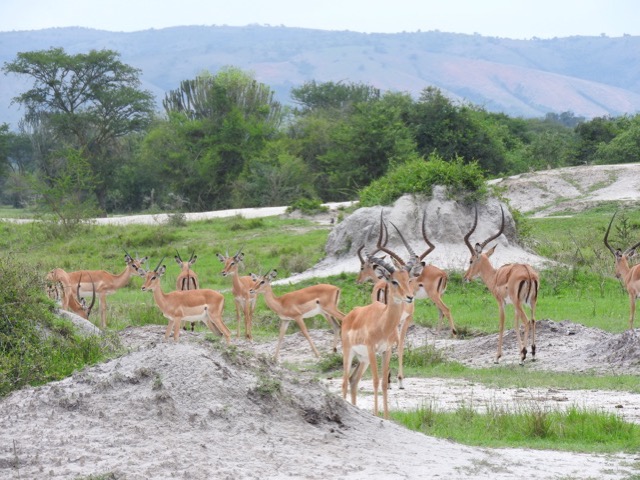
[2,26,640,128]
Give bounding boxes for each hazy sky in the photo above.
[0,0,638,38]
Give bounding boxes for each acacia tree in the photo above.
[3,48,155,212]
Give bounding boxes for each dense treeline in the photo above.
[1,48,640,218]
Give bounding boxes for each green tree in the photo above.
[291,80,380,114]
[592,115,640,165]
[3,48,155,212]
[573,116,619,165]
[147,68,283,210]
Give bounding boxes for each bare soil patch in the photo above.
[2,324,640,480]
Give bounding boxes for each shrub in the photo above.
[358,153,487,206]
[286,198,328,215]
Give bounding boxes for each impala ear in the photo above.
[474,242,483,254]
[486,245,497,257]
[235,252,244,262]
[250,273,259,281]
[374,266,390,281]
[216,253,226,262]
[411,261,425,277]
[158,265,167,276]
[629,249,636,258]
[269,269,278,280]
[190,255,198,265]
[174,255,182,265]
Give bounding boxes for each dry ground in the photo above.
[2,163,640,479]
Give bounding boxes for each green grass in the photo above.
[391,403,640,454]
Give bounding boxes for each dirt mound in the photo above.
[2,325,638,479]
[489,163,640,217]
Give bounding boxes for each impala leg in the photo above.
[530,300,537,360]
[173,316,181,342]
[322,313,341,353]
[368,347,380,417]
[629,295,636,331]
[496,304,506,363]
[433,297,457,336]
[294,317,321,358]
[382,348,393,419]
[248,297,257,340]
[234,298,243,338]
[349,359,368,406]
[514,303,530,365]
[99,294,107,329]
[342,346,352,401]
[397,315,412,390]
[164,319,175,341]
[243,299,252,340]
[274,320,291,361]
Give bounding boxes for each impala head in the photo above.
[249,269,277,295]
[604,211,640,279]
[217,248,244,277]
[141,257,166,292]
[370,256,416,305]
[463,205,505,282]
[175,249,197,271]
[123,248,149,274]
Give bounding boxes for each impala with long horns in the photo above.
[604,211,640,330]
[217,249,258,340]
[249,270,345,361]
[140,257,231,343]
[67,250,148,328]
[342,255,420,419]
[463,206,539,365]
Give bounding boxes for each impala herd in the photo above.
[44,208,640,419]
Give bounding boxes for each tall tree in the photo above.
[3,48,155,212]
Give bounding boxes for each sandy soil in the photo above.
[2,164,640,479]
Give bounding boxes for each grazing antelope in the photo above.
[46,268,96,319]
[217,249,258,340]
[66,250,148,329]
[463,206,539,365]
[604,211,640,330]
[249,270,345,360]
[342,255,420,419]
[140,257,231,343]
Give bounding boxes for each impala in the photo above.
[463,206,539,365]
[249,270,345,360]
[140,258,231,343]
[604,211,640,330]
[46,268,96,319]
[217,249,257,340]
[175,250,199,291]
[67,250,147,328]
[342,255,419,419]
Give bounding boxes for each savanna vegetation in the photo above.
[2,47,640,454]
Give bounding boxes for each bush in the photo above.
[358,154,487,206]
[0,255,117,397]
[286,198,328,215]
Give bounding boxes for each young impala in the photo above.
[217,249,257,340]
[463,206,539,365]
[604,211,640,330]
[249,270,345,360]
[67,250,147,328]
[140,257,231,343]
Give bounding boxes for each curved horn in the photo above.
[419,211,435,260]
[625,240,640,256]
[368,255,395,274]
[86,273,96,317]
[175,249,183,263]
[390,221,418,260]
[478,205,505,251]
[234,246,244,259]
[376,211,405,266]
[357,244,365,264]
[603,212,618,256]
[123,247,132,259]
[154,256,166,272]
[463,206,479,254]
